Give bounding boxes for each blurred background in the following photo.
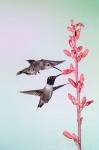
[0,0,98,149]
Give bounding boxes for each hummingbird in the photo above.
[16,59,65,75]
[20,74,67,108]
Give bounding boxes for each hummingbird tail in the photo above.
[16,68,31,75]
[16,70,23,75]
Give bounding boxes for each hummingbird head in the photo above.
[44,60,65,72]
[47,74,62,85]
[44,62,53,69]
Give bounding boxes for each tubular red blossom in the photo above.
[68,93,78,105]
[75,23,85,28]
[64,50,71,57]
[77,56,82,62]
[77,81,84,93]
[69,39,75,48]
[67,26,74,32]
[68,78,77,88]
[80,97,86,109]
[80,74,85,83]
[82,97,86,105]
[71,50,77,59]
[63,131,73,139]
[82,49,89,58]
[70,19,75,25]
[75,29,80,40]
[68,93,72,100]
[63,69,73,75]
[63,131,79,145]
[86,100,94,106]
[72,96,78,105]
[77,46,83,52]
[70,63,75,71]
[77,52,83,62]
[78,23,85,28]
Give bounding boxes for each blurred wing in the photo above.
[53,84,65,91]
[46,60,65,66]
[26,60,35,64]
[20,89,43,96]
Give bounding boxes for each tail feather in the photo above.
[16,68,30,75]
[16,70,23,75]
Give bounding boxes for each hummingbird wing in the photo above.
[44,59,65,66]
[20,89,43,96]
[53,84,66,91]
[26,60,35,64]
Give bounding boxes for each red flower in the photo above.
[64,50,71,57]
[68,93,78,105]
[77,46,83,52]
[63,131,73,139]
[70,63,74,71]
[86,100,94,106]
[68,78,77,88]
[67,26,74,32]
[82,49,89,58]
[63,69,73,75]
[63,131,79,145]
[77,52,83,62]
[71,50,77,59]
[80,73,84,83]
[82,97,86,105]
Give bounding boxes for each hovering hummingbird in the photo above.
[20,74,67,108]
[16,59,65,75]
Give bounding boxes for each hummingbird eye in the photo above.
[47,63,50,66]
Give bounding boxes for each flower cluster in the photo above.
[62,20,94,149]
[64,20,88,62]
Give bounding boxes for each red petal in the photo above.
[68,93,72,100]
[72,96,78,105]
[77,52,83,62]
[78,23,85,27]
[70,19,75,25]
[63,69,73,74]
[67,26,74,32]
[80,73,84,83]
[75,29,80,40]
[82,97,86,105]
[69,39,75,48]
[68,78,77,88]
[63,131,73,139]
[71,50,77,59]
[64,50,71,57]
[68,93,78,105]
[77,46,83,52]
[70,64,74,70]
[86,100,94,106]
[76,23,84,28]
[82,49,89,58]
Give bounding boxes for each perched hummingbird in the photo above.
[20,74,66,108]
[16,59,65,75]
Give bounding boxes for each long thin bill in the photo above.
[53,66,62,72]
[55,73,63,78]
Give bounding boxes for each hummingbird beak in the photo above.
[52,66,62,72]
[55,73,63,78]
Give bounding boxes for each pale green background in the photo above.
[0,0,98,150]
